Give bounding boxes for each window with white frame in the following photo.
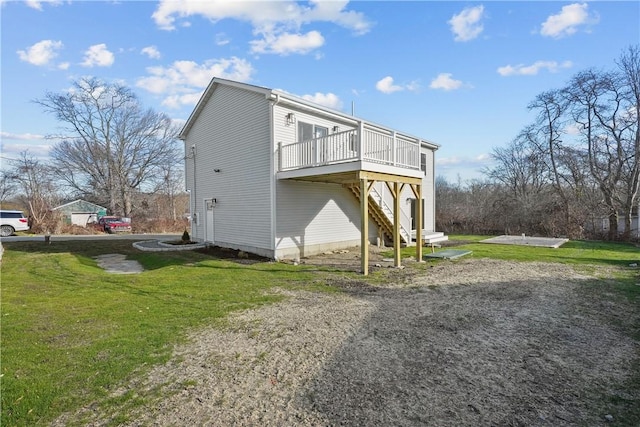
[298,122,328,141]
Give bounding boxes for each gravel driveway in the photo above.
[57,258,639,426]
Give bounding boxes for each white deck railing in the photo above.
[279,128,421,171]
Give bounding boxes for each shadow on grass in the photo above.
[1,239,351,277]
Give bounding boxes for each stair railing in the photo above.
[369,185,411,243]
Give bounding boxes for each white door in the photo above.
[205,199,215,242]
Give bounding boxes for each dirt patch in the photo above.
[55,258,639,426]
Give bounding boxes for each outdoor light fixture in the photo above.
[214,168,221,173]
[332,125,340,132]
[286,112,296,124]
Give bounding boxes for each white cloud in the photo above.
[153,0,371,33]
[141,45,161,59]
[250,30,324,55]
[540,3,597,38]
[0,133,53,160]
[301,92,343,110]
[17,39,63,66]
[564,123,582,136]
[161,93,205,110]
[497,60,573,76]
[437,154,492,167]
[81,44,115,67]
[152,0,371,55]
[375,76,419,94]
[0,132,46,141]
[376,76,402,94]
[448,5,485,42]
[136,57,254,108]
[0,143,52,160]
[215,33,230,46]
[429,73,463,91]
[436,154,493,179]
[24,0,62,11]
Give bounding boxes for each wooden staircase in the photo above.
[345,184,410,245]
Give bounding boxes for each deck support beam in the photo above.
[411,183,423,263]
[360,177,371,275]
[385,181,405,268]
[394,181,403,267]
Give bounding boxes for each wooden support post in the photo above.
[393,181,401,268]
[412,183,423,262]
[360,177,369,275]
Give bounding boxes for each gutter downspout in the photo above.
[269,93,281,259]
[190,144,197,237]
[181,136,197,239]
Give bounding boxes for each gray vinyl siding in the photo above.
[183,84,272,251]
[273,103,375,258]
[275,180,378,258]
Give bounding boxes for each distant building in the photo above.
[52,200,107,227]
[590,204,640,239]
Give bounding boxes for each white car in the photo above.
[0,210,30,237]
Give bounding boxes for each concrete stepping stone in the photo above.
[94,254,144,274]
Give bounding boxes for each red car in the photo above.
[96,216,132,234]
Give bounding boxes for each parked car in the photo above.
[0,210,30,237]
[96,216,132,234]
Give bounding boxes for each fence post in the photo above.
[277,141,282,171]
[392,131,397,166]
[358,121,365,161]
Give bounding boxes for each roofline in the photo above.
[178,78,439,150]
[52,199,107,211]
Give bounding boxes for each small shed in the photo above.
[52,200,107,227]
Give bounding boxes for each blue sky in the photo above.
[1,1,638,181]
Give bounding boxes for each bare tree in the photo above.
[151,159,185,221]
[527,90,574,227]
[7,151,60,232]
[615,46,640,238]
[563,46,640,239]
[0,170,17,204]
[484,128,567,235]
[36,77,180,217]
[487,127,549,201]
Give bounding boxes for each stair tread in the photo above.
[348,184,410,243]
[423,235,449,243]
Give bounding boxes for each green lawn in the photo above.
[446,235,640,266]
[394,235,640,288]
[0,240,328,426]
[2,236,639,425]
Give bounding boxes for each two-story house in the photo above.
[179,78,445,274]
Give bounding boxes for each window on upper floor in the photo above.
[298,121,328,141]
